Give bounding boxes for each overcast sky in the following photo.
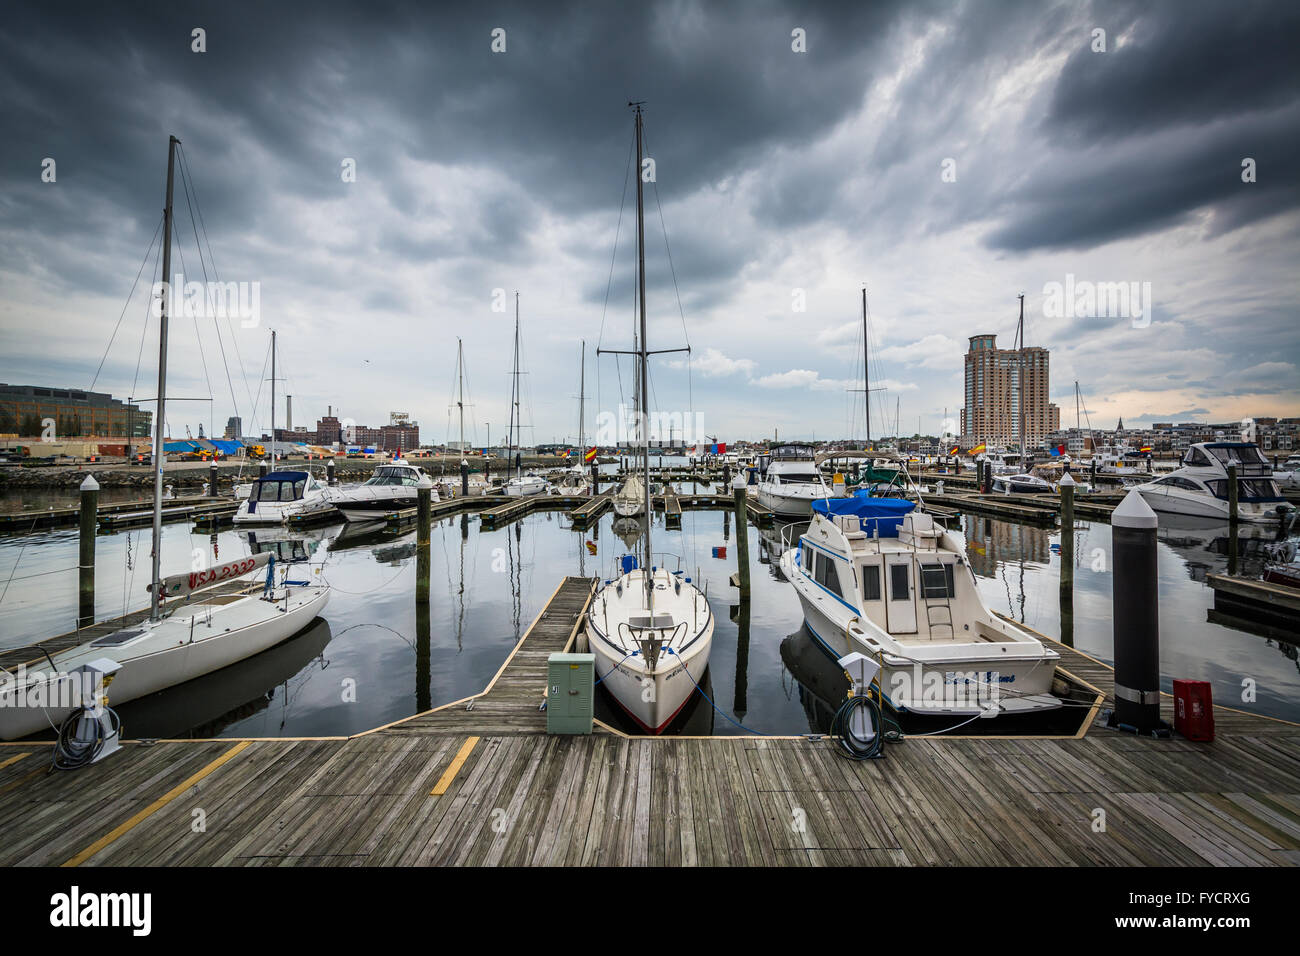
[2,0,1297,446]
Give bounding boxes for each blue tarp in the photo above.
[208,439,243,454]
[164,440,202,453]
[811,494,916,537]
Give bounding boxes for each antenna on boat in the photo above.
[149,135,179,622]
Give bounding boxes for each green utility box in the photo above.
[547,652,595,735]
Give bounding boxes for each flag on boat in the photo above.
[711,546,727,559]
[971,443,987,454]
[1049,444,1065,457]
[584,447,598,462]
[1139,445,1152,452]
[557,449,571,458]
[949,446,959,456]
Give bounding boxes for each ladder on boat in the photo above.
[920,564,955,637]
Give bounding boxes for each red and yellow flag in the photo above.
[948,446,959,456]
[584,447,598,462]
[971,443,986,454]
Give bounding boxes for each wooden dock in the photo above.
[0,494,233,535]
[1,578,1298,867]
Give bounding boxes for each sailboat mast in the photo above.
[578,340,585,456]
[270,329,276,463]
[511,293,521,476]
[862,287,870,449]
[1017,293,1025,460]
[456,337,465,452]
[634,104,652,606]
[149,135,179,621]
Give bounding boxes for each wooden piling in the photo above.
[731,485,750,596]
[78,474,98,629]
[416,486,431,604]
[1059,472,1075,647]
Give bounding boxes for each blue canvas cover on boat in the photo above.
[811,495,916,537]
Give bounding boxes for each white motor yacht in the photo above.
[756,444,841,518]
[323,462,438,521]
[233,469,334,524]
[504,473,550,497]
[991,473,1053,494]
[1133,442,1292,523]
[778,495,1062,717]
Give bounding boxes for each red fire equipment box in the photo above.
[1172,679,1214,742]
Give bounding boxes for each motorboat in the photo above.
[756,444,841,518]
[233,469,335,524]
[778,495,1062,717]
[585,103,713,735]
[976,449,1026,477]
[323,462,438,521]
[1133,442,1293,523]
[613,473,646,516]
[504,473,550,497]
[991,472,1053,494]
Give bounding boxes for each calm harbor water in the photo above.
[1,489,1296,738]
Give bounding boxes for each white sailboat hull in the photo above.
[0,586,329,740]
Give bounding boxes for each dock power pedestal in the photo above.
[546,652,595,735]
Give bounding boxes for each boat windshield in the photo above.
[773,470,820,483]
[367,467,421,487]
[1205,445,1267,466]
[255,478,305,502]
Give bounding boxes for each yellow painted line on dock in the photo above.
[62,741,250,868]
[0,766,47,796]
[430,736,479,796]
[0,752,32,771]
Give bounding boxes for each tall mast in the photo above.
[862,287,870,448]
[1017,293,1025,460]
[634,103,652,608]
[270,329,276,462]
[510,293,521,476]
[149,135,179,621]
[578,340,586,457]
[456,337,465,452]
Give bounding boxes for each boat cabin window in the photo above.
[889,564,910,601]
[1205,478,1282,500]
[1185,447,1212,467]
[802,547,813,574]
[1158,476,1202,491]
[1207,445,1266,466]
[813,552,842,597]
[860,563,881,601]
[919,563,956,598]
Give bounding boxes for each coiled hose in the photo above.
[830,690,900,760]
[51,706,121,772]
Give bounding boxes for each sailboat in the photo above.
[585,103,714,734]
[0,137,330,741]
[503,294,549,498]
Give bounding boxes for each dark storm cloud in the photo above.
[985,0,1300,251]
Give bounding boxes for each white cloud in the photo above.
[668,347,755,377]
